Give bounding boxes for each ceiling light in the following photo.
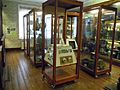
[36,12,42,16]
[89,9,99,14]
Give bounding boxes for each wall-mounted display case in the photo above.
[28,8,42,66]
[42,0,83,87]
[81,6,117,77]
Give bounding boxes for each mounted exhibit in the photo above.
[42,0,83,87]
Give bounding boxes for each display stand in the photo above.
[23,14,29,56]
[42,0,83,87]
[28,8,42,67]
[81,6,117,77]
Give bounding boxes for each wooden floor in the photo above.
[5,50,120,90]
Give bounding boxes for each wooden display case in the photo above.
[23,14,29,56]
[28,8,42,67]
[103,1,120,67]
[81,6,117,77]
[42,0,83,87]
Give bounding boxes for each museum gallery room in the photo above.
[0,0,120,90]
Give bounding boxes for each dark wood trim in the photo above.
[6,48,22,51]
[70,17,72,39]
[95,7,102,75]
[23,16,25,52]
[63,10,67,44]
[26,15,29,56]
[57,17,60,44]
[51,14,53,44]
[28,14,30,56]
[110,9,117,71]
[33,9,36,65]
[76,4,83,79]
[43,0,83,8]
[83,0,119,11]
[42,5,45,73]
[53,0,58,81]
[0,0,2,38]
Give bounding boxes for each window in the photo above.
[19,8,30,39]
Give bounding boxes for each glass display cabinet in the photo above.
[105,1,120,66]
[42,0,83,87]
[29,8,42,67]
[81,6,117,77]
[23,14,29,56]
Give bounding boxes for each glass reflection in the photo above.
[35,11,42,63]
[81,9,98,71]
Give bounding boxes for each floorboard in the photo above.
[5,50,120,90]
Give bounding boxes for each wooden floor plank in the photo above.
[5,50,120,90]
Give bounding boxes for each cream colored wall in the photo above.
[2,1,20,48]
[2,1,40,48]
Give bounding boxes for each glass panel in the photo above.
[45,14,52,49]
[35,11,42,64]
[66,16,77,39]
[98,9,116,72]
[28,15,30,55]
[58,17,64,44]
[114,22,120,60]
[66,17,72,39]
[29,12,34,62]
[72,17,77,39]
[81,9,99,71]
[44,14,53,78]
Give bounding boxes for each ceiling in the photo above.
[2,0,95,5]
[6,0,47,3]
[3,0,110,6]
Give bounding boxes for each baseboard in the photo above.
[5,48,23,51]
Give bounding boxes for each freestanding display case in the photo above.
[23,14,29,56]
[28,8,42,66]
[80,6,117,77]
[101,1,120,66]
[42,0,83,87]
